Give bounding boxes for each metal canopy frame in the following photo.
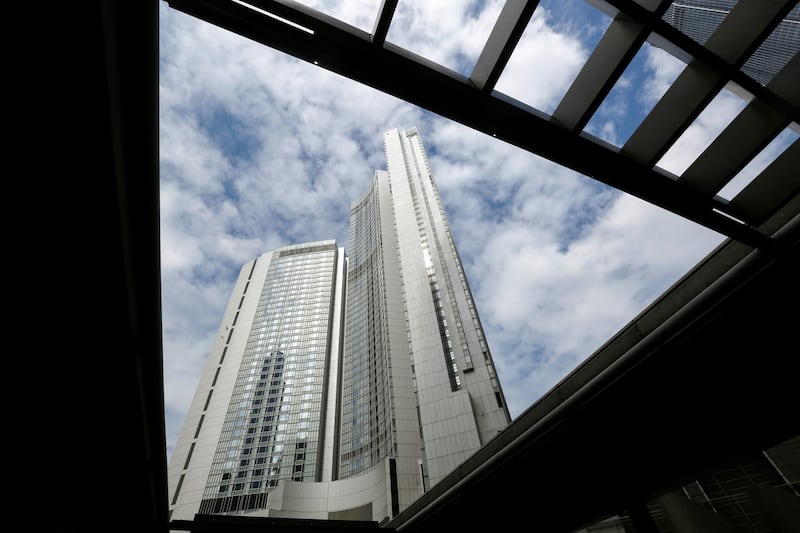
[155,1,800,531]
[52,3,799,533]
[167,0,799,253]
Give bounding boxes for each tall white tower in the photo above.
[341,128,510,509]
[167,128,511,524]
[167,241,346,518]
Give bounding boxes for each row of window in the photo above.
[263,276,333,289]
[261,290,333,302]
[253,311,331,324]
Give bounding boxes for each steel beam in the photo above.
[167,0,781,250]
[622,0,792,167]
[469,0,539,92]
[681,53,800,197]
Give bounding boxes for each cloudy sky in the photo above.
[159,0,797,460]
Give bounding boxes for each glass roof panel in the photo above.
[583,38,687,147]
[293,0,383,33]
[385,0,505,76]
[655,83,751,177]
[493,0,611,115]
[718,125,799,200]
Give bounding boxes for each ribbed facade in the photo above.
[197,242,341,513]
[662,1,799,86]
[360,128,511,491]
[167,241,345,519]
[167,128,511,523]
[339,175,400,480]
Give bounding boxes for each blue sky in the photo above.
[158,0,797,460]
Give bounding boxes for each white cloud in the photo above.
[641,44,686,107]
[719,126,799,200]
[386,0,505,74]
[159,4,432,456]
[297,0,384,32]
[419,118,724,420]
[473,193,724,418]
[493,6,590,113]
[656,87,750,176]
[158,1,727,459]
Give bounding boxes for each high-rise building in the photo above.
[661,0,799,85]
[167,128,511,523]
[166,241,347,517]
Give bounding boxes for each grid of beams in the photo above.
[168,0,799,255]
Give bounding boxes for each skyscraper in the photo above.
[661,0,799,85]
[167,128,511,523]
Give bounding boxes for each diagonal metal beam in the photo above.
[552,1,672,132]
[599,0,800,125]
[371,0,398,46]
[469,0,539,92]
[728,138,800,226]
[230,0,372,37]
[552,16,646,132]
[681,52,800,197]
[622,0,795,167]
[166,0,780,251]
[553,0,671,131]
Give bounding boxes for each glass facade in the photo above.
[339,185,394,479]
[662,1,799,86]
[338,128,511,486]
[199,242,339,514]
[394,129,508,422]
[169,129,512,520]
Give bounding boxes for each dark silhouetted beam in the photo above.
[622,0,795,167]
[167,0,779,250]
[681,53,800,197]
[371,0,398,46]
[552,0,671,132]
[469,0,539,92]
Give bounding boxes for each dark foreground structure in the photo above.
[42,1,798,532]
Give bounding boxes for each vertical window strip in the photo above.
[405,138,465,386]
[171,474,185,505]
[183,442,196,470]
